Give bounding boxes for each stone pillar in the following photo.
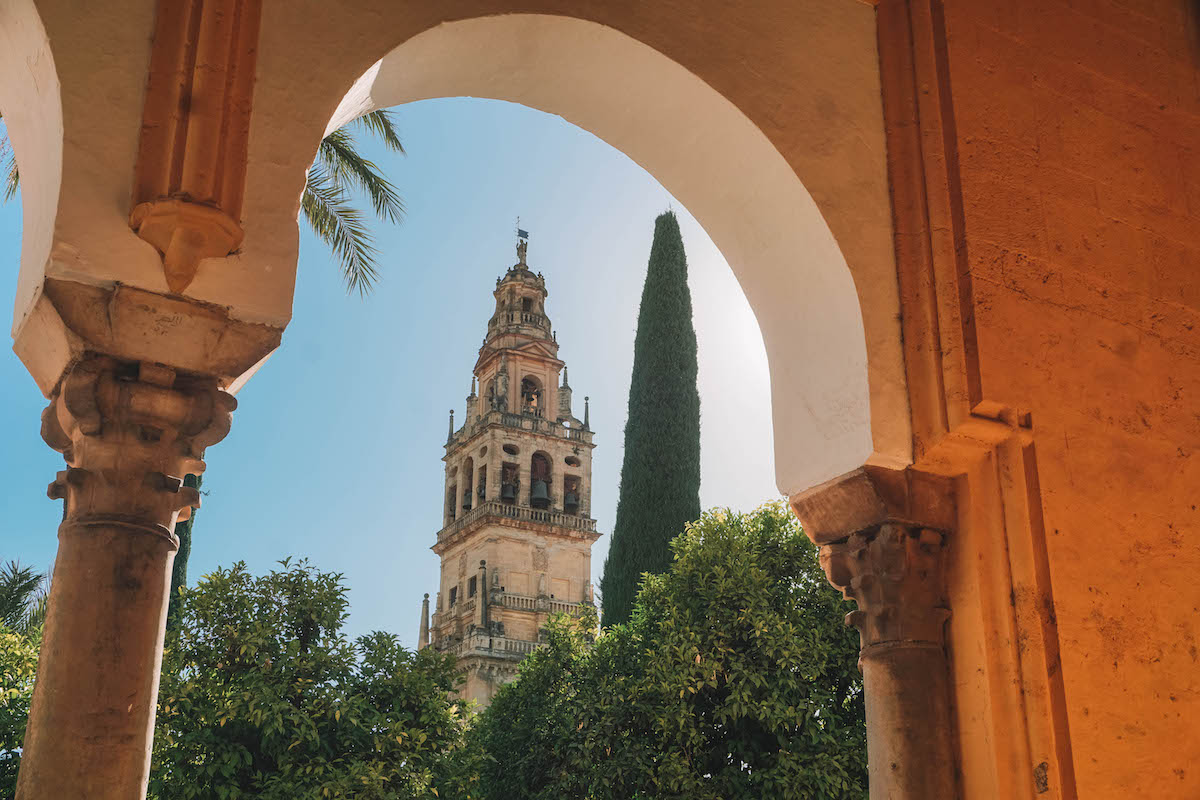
[792,466,958,800]
[821,525,956,799]
[475,560,488,629]
[16,355,236,800]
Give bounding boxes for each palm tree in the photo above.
[0,109,405,293]
[0,561,48,636]
[0,112,17,203]
[1,109,406,615]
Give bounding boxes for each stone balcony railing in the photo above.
[438,500,597,543]
[433,592,593,631]
[487,310,551,336]
[437,631,542,660]
[448,408,593,449]
[492,591,592,616]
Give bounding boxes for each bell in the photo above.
[531,480,550,508]
[564,492,579,511]
[462,488,472,511]
[501,483,516,501]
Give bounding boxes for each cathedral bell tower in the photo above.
[419,232,600,707]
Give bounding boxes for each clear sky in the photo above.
[0,98,777,646]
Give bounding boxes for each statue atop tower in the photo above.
[418,233,600,708]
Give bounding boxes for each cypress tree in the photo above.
[166,473,202,634]
[600,211,701,627]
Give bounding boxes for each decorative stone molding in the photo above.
[790,464,956,545]
[131,0,262,294]
[820,524,950,654]
[40,355,236,538]
[792,464,959,798]
[792,465,954,653]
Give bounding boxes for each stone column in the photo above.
[475,560,488,629]
[792,466,958,800]
[821,525,956,799]
[16,355,236,800]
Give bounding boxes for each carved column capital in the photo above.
[820,524,950,653]
[40,355,236,540]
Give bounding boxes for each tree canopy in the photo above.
[150,559,473,800]
[0,621,39,797]
[471,502,867,800]
[600,210,701,626]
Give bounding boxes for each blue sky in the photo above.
[0,98,776,645]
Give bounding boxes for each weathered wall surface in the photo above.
[944,1,1200,793]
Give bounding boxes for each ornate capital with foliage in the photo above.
[40,355,236,539]
[820,524,950,655]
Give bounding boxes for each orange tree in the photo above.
[150,559,472,800]
[469,502,867,800]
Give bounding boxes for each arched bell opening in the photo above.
[461,457,475,511]
[500,461,520,505]
[563,475,581,515]
[521,376,543,417]
[530,451,552,510]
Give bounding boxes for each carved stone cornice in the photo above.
[820,524,950,654]
[40,355,236,540]
[790,464,956,545]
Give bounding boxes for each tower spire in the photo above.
[583,396,590,429]
[447,409,454,440]
[418,593,430,649]
[562,367,569,387]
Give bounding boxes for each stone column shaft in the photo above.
[821,523,957,799]
[16,356,235,800]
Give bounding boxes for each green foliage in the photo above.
[0,622,40,796]
[0,112,16,202]
[0,561,47,636]
[301,109,406,295]
[601,210,701,626]
[150,558,471,799]
[473,502,866,800]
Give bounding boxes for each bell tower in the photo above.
[420,232,600,707]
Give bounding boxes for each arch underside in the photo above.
[6,2,909,498]
[325,13,899,496]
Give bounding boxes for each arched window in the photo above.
[461,458,474,511]
[501,462,519,505]
[530,452,552,509]
[563,475,581,514]
[521,376,543,416]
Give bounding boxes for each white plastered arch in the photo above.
[326,15,877,496]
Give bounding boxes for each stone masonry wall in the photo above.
[944,1,1200,793]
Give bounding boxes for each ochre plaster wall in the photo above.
[943,1,1200,794]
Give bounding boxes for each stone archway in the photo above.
[318,12,903,498]
[3,3,958,798]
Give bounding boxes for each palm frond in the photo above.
[0,112,18,202]
[0,561,45,632]
[301,165,380,295]
[3,154,18,202]
[352,109,405,155]
[317,130,405,224]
